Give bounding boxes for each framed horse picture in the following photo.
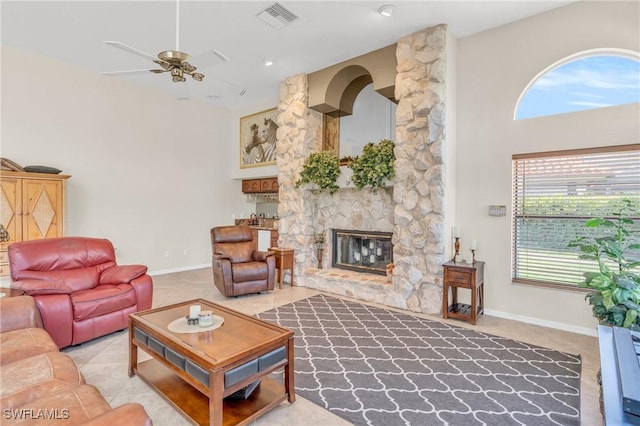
[240,108,279,168]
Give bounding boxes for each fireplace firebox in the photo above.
[332,229,393,275]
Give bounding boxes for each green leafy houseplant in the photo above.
[295,151,341,194]
[568,199,640,330]
[348,139,395,192]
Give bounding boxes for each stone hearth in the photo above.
[276,24,451,315]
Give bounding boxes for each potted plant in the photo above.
[568,199,640,330]
[348,139,395,193]
[295,151,341,194]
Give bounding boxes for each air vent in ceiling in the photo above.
[257,2,298,30]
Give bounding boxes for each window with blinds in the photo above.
[512,144,640,289]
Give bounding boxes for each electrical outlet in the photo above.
[183,249,189,256]
[164,250,170,257]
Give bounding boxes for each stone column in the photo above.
[276,74,323,282]
[391,24,448,313]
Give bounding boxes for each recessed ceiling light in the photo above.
[264,59,274,67]
[378,5,395,17]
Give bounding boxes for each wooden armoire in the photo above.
[0,170,71,277]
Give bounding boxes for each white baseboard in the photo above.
[149,263,210,277]
[484,308,598,337]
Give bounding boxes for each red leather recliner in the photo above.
[8,237,153,348]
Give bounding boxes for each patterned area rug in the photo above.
[258,294,581,426]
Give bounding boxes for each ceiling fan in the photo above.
[101,0,225,83]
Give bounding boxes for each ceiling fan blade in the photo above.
[104,41,159,62]
[100,69,153,76]
[153,60,171,70]
[190,49,229,69]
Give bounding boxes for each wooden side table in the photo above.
[442,260,485,325]
[268,248,295,289]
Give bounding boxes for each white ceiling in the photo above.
[1,0,574,109]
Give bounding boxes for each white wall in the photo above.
[1,46,245,274]
[456,1,640,334]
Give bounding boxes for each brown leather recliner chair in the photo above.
[8,237,153,348]
[210,225,275,296]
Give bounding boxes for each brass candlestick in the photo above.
[452,237,460,263]
[470,249,476,264]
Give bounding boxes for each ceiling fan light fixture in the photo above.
[171,67,186,82]
[378,5,395,17]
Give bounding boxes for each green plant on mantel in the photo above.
[348,139,395,193]
[295,151,341,194]
[568,199,640,330]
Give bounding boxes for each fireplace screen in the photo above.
[332,229,393,275]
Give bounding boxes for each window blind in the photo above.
[512,144,640,288]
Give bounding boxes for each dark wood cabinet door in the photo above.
[242,179,261,193]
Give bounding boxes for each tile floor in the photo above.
[62,268,603,426]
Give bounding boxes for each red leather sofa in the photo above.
[8,237,153,348]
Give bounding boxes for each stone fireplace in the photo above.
[275,24,454,315]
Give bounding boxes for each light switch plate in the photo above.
[489,205,507,216]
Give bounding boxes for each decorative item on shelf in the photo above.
[23,165,62,174]
[0,157,24,172]
[0,224,10,243]
[452,226,461,263]
[339,156,355,166]
[470,240,477,264]
[386,263,394,283]
[348,139,395,194]
[314,232,326,269]
[453,238,460,263]
[295,151,341,194]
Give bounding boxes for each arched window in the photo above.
[515,49,640,120]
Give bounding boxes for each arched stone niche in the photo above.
[308,44,397,117]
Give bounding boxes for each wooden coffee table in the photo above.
[129,299,295,426]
